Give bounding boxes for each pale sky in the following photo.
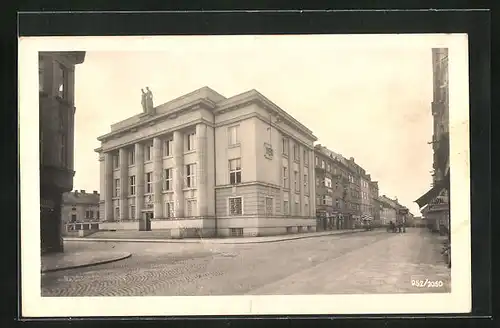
[72,35,437,215]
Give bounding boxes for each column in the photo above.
[98,153,105,221]
[153,137,163,218]
[288,139,294,215]
[119,148,128,220]
[104,152,113,221]
[135,143,144,217]
[173,131,185,218]
[196,123,208,218]
[299,144,305,217]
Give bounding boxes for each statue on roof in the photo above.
[141,87,155,114]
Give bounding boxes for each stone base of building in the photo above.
[97,217,317,238]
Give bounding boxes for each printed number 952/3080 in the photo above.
[411,279,444,288]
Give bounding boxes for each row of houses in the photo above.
[59,85,412,238]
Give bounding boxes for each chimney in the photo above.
[74,190,79,196]
[80,190,86,194]
[93,190,98,195]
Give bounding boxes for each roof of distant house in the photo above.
[62,190,100,205]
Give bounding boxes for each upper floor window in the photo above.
[128,148,135,165]
[324,177,332,188]
[112,153,119,169]
[282,166,289,188]
[113,178,120,197]
[315,156,319,166]
[129,175,136,195]
[144,142,153,162]
[38,57,44,92]
[229,158,242,184]
[162,138,173,157]
[145,172,153,194]
[294,171,299,192]
[163,168,172,191]
[228,125,239,146]
[282,138,289,156]
[293,144,300,162]
[321,160,326,169]
[303,149,309,165]
[304,173,309,190]
[327,163,331,172]
[186,163,196,188]
[187,132,196,151]
[55,62,69,100]
[265,197,273,216]
[60,134,67,166]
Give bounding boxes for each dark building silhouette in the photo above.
[39,51,86,254]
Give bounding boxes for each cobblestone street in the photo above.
[41,228,450,296]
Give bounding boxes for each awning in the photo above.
[415,171,450,208]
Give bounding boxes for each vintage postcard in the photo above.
[19,34,471,317]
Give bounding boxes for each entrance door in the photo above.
[144,212,152,231]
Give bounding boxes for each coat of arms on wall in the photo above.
[264,143,273,160]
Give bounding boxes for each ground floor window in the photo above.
[165,201,175,218]
[130,205,136,219]
[114,207,120,220]
[186,199,197,217]
[229,197,243,215]
[265,197,273,216]
[283,200,289,216]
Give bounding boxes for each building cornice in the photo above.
[100,117,215,153]
[97,98,216,143]
[215,90,317,142]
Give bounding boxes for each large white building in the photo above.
[95,87,317,238]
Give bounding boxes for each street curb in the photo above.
[41,252,132,273]
[63,229,367,245]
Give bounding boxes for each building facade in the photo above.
[346,157,362,228]
[95,87,317,238]
[415,48,450,236]
[378,195,398,225]
[39,51,86,254]
[61,190,100,234]
[369,181,381,224]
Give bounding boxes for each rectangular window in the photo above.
[60,134,67,166]
[228,125,239,145]
[186,199,197,217]
[316,177,320,186]
[295,201,300,214]
[144,142,153,161]
[165,201,175,218]
[324,177,332,188]
[163,138,173,157]
[229,158,242,184]
[163,168,172,190]
[229,197,243,215]
[293,144,300,162]
[282,138,289,156]
[321,160,326,169]
[130,205,136,219]
[187,132,196,151]
[186,164,196,188]
[85,210,92,219]
[303,150,308,165]
[129,176,136,195]
[294,171,299,192]
[315,156,319,166]
[115,207,120,220]
[55,63,68,99]
[114,178,120,197]
[305,203,309,215]
[112,153,119,169]
[38,57,44,92]
[96,211,100,220]
[128,148,135,165]
[265,197,273,216]
[304,173,308,191]
[282,166,289,188]
[283,200,289,215]
[327,163,331,172]
[145,172,153,194]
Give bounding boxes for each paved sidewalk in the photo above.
[41,251,132,273]
[63,229,366,244]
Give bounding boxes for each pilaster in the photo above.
[299,144,305,217]
[196,123,208,217]
[119,148,128,220]
[153,137,162,218]
[135,143,145,216]
[173,131,185,218]
[104,152,113,221]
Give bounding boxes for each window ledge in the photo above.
[182,187,197,191]
[228,143,241,149]
[162,190,174,194]
[184,150,196,155]
[162,156,173,159]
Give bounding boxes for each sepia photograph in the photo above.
[19,34,471,317]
